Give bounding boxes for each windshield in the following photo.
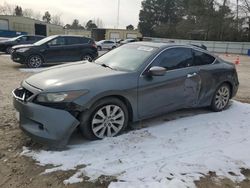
[8,36,22,41]
[34,35,57,45]
[95,45,157,72]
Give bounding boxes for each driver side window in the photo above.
[47,37,66,46]
[153,48,193,70]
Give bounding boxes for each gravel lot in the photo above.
[0,52,250,188]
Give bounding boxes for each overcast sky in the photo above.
[6,0,143,28]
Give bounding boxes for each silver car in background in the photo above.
[96,40,117,50]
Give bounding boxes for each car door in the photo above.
[138,47,201,118]
[191,49,217,105]
[43,37,68,63]
[103,41,113,49]
[102,41,109,49]
[64,37,82,61]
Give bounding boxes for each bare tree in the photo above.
[94,18,104,28]
[239,0,250,39]
[0,2,15,15]
[51,14,63,26]
[23,8,42,20]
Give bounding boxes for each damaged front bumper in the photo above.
[13,87,80,148]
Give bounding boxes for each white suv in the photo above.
[96,40,117,51]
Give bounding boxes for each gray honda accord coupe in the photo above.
[13,42,239,147]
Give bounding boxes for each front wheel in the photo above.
[26,55,43,68]
[211,84,231,112]
[79,97,129,140]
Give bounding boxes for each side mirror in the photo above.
[147,66,166,76]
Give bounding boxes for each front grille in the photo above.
[13,87,34,102]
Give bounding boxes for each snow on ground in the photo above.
[19,68,48,73]
[21,101,250,188]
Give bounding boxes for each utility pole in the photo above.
[117,0,120,29]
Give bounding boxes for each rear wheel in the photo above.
[79,97,129,140]
[97,46,102,51]
[211,83,231,112]
[5,47,12,54]
[82,54,93,62]
[26,55,43,68]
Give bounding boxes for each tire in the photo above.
[26,55,43,68]
[79,97,129,140]
[211,83,231,112]
[82,54,93,62]
[5,47,12,54]
[112,46,116,49]
[97,46,102,51]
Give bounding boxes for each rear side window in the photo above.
[153,48,193,70]
[104,41,114,44]
[36,36,44,40]
[193,50,215,66]
[81,37,91,44]
[66,37,81,45]
[26,36,36,41]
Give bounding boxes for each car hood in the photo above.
[12,44,36,49]
[25,62,129,92]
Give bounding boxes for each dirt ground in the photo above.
[0,53,250,188]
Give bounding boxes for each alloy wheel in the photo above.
[91,105,125,138]
[215,86,230,110]
[83,55,93,62]
[28,55,42,68]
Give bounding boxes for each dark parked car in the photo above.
[13,42,239,147]
[0,35,45,54]
[11,35,98,68]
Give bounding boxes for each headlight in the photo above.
[36,90,89,103]
[16,48,30,53]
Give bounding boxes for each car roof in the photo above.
[21,35,45,37]
[129,41,208,51]
[53,35,91,39]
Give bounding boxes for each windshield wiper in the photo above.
[100,63,117,70]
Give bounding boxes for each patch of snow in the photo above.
[19,68,48,73]
[21,101,250,187]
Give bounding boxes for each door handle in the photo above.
[187,73,197,78]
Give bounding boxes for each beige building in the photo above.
[105,29,142,40]
[92,28,142,41]
[64,29,91,38]
[0,15,64,36]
